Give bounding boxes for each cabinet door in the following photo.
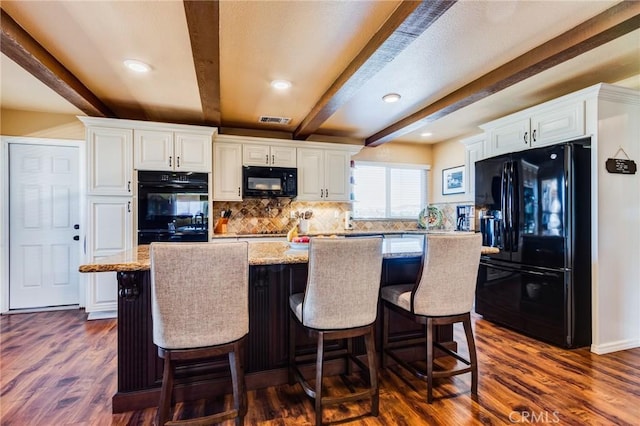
[213,143,242,201]
[488,119,529,157]
[271,146,296,167]
[86,196,133,315]
[324,150,351,201]
[134,129,173,171]
[243,144,270,166]
[296,148,324,201]
[87,127,133,195]
[464,138,484,199]
[530,101,584,148]
[175,132,212,172]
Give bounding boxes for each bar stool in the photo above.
[150,242,249,425]
[381,233,482,403]
[289,237,383,425]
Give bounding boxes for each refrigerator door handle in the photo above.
[501,162,510,251]
[509,161,519,252]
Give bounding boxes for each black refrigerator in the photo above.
[474,140,591,348]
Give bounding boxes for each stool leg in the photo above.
[157,354,174,425]
[364,326,379,417]
[426,318,434,404]
[463,314,478,399]
[229,341,246,425]
[382,304,389,368]
[315,332,324,425]
[346,337,353,376]
[289,312,296,385]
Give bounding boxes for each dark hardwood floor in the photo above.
[1,309,639,425]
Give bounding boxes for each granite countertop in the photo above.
[79,238,499,273]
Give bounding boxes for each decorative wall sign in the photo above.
[606,147,637,175]
[442,165,465,195]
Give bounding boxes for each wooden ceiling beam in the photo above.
[366,1,640,147]
[0,8,114,118]
[293,0,456,140]
[183,0,221,126]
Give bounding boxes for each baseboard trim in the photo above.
[2,305,80,315]
[591,338,640,355]
[87,310,117,320]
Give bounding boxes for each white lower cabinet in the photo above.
[85,196,133,317]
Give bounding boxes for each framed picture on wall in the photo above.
[442,165,465,195]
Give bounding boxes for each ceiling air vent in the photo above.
[259,116,291,125]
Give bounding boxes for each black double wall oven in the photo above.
[137,171,209,244]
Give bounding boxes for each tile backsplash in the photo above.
[212,199,420,234]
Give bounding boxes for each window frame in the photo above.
[352,161,430,220]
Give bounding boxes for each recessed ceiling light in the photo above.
[123,59,151,73]
[271,79,292,90]
[382,93,401,103]
[421,132,433,137]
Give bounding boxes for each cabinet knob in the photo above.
[177,156,180,167]
[325,188,328,198]
[127,201,131,213]
[127,181,131,192]
[169,156,172,167]
[272,154,275,164]
[532,129,537,142]
[320,189,323,198]
[266,154,269,164]
[238,187,241,196]
[523,132,528,144]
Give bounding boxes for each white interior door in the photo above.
[9,144,80,309]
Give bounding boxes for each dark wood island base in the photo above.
[112,258,455,413]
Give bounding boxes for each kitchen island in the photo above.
[79,239,498,413]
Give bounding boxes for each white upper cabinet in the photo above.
[484,100,585,157]
[297,148,352,201]
[213,143,242,201]
[135,129,212,172]
[297,148,324,200]
[243,144,296,167]
[530,101,585,148]
[87,126,133,196]
[133,129,173,171]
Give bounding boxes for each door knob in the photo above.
[73,235,80,241]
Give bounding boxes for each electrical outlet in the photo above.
[290,211,297,219]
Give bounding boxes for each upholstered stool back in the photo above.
[301,237,383,329]
[151,241,249,349]
[412,233,482,316]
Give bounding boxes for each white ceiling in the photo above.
[1,0,638,145]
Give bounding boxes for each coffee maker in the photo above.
[455,205,474,231]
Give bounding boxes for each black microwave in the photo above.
[242,166,297,198]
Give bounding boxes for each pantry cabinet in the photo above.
[243,144,296,167]
[461,134,485,200]
[213,142,242,201]
[134,129,212,172]
[296,148,352,201]
[484,100,585,157]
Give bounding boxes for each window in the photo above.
[352,163,428,219]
